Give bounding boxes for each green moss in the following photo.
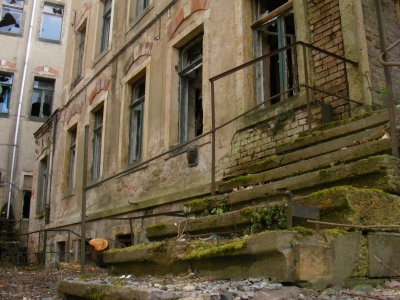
[272,110,295,135]
[84,287,105,300]
[293,226,315,235]
[148,222,167,230]
[253,155,278,167]
[318,168,334,178]
[184,194,229,216]
[186,237,250,260]
[78,274,88,279]
[222,175,253,189]
[351,236,368,277]
[243,202,287,235]
[323,228,350,236]
[114,280,125,286]
[105,241,165,254]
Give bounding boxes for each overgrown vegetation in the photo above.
[84,287,105,300]
[272,110,295,135]
[186,237,250,260]
[183,194,229,216]
[241,202,287,234]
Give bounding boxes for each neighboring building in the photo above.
[29,0,399,267]
[0,0,71,254]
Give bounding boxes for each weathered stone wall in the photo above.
[362,0,400,106]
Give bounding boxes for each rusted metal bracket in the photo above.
[285,191,320,230]
[378,38,400,66]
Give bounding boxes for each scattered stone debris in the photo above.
[3,265,400,299]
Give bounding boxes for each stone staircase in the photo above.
[101,109,400,288]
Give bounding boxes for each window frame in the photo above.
[30,78,55,118]
[178,35,203,143]
[100,0,112,53]
[76,26,86,79]
[68,129,77,190]
[129,77,145,163]
[39,3,64,41]
[0,73,13,114]
[92,108,103,180]
[0,0,23,34]
[136,0,149,16]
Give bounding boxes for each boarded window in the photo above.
[30,78,54,118]
[37,157,48,214]
[129,77,145,163]
[0,0,23,34]
[178,35,203,142]
[40,4,63,41]
[0,74,12,114]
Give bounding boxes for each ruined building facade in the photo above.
[0,0,71,245]
[29,0,400,266]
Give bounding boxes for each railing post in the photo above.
[210,79,216,196]
[302,44,312,131]
[129,218,134,246]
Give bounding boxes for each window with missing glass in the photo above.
[77,26,86,79]
[92,108,103,180]
[0,74,12,114]
[129,77,145,163]
[253,0,297,106]
[100,0,112,53]
[0,0,23,34]
[40,4,63,41]
[178,35,203,143]
[30,78,54,118]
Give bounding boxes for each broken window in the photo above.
[68,129,77,190]
[178,35,203,143]
[22,190,31,219]
[100,0,112,53]
[77,26,86,79]
[0,74,12,114]
[136,0,149,16]
[40,4,63,41]
[56,241,66,263]
[129,77,145,163]
[0,0,23,34]
[116,234,133,248]
[37,157,48,214]
[253,0,297,106]
[92,108,103,180]
[30,78,54,118]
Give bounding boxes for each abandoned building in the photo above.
[29,0,400,288]
[0,0,72,264]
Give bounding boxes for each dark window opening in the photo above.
[116,234,133,248]
[22,190,31,219]
[68,129,77,189]
[37,158,48,214]
[92,108,103,180]
[178,35,203,143]
[56,241,66,263]
[30,78,54,118]
[77,27,86,79]
[100,0,112,53]
[255,10,297,106]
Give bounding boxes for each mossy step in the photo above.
[275,110,388,155]
[221,140,393,193]
[220,155,400,197]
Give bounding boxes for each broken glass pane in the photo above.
[0,74,12,114]
[2,0,24,8]
[40,4,63,40]
[0,7,22,33]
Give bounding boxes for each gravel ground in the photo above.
[1,264,400,299]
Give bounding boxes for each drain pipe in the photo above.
[7,0,38,218]
[375,0,399,158]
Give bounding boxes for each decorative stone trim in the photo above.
[65,103,83,125]
[0,59,16,69]
[167,0,209,38]
[88,79,109,105]
[75,2,92,28]
[124,42,153,74]
[33,66,59,75]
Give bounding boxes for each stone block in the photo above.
[368,233,400,277]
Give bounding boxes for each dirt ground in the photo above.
[0,264,107,300]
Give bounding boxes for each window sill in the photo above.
[0,113,10,118]
[35,211,46,218]
[38,37,61,44]
[61,188,76,200]
[93,48,110,66]
[0,31,22,38]
[28,116,48,122]
[129,4,153,29]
